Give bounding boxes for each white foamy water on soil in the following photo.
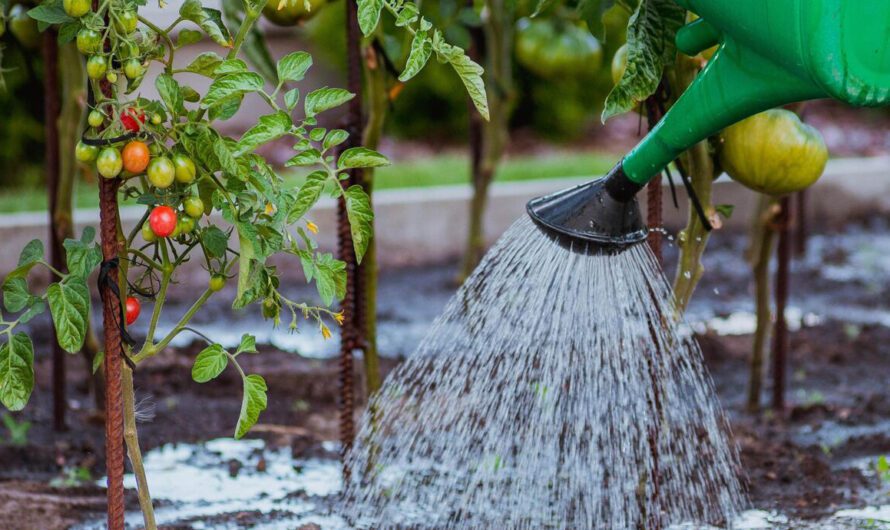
[342,217,747,529]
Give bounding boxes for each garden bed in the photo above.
[3,220,890,528]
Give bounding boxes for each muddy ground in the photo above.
[3,221,890,528]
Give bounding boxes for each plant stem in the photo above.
[122,364,157,529]
[747,196,777,413]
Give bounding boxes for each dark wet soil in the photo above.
[4,223,890,528]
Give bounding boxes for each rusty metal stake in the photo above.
[43,29,67,432]
[644,89,667,265]
[771,196,791,411]
[794,189,808,257]
[98,178,125,530]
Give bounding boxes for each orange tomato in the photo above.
[122,141,150,174]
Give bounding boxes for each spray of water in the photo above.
[342,217,746,529]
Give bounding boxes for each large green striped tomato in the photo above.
[719,109,828,196]
[262,0,326,26]
[515,19,602,78]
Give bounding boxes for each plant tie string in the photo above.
[98,258,136,369]
[671,158,713,232]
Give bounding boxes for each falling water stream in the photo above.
[342,217,746,529]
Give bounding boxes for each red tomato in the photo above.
[149,205,177,238]
[125,296,140,325]
[122,141,150,173]
[121,108,146,133]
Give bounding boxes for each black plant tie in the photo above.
[673,158,714,232]
[98,258,137,369]
[663,167,680,209]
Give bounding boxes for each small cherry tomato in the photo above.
[209,274,226,292]
[122,141,150,173]
[118,42,139,59]
[75,141,99,163]
[148,142,163,156]
[178,216,196,235]
[125,296,140,325]
[172,154,197,184]
[141,222,157,242]
[183,196,204,218]
[123,59,144,80]
[76,29,102,54]
[120,108,146,132]
[63,0,91,18]
[88,110,105,128]
[96,147,123,178]
[147,157,175,189]
[9,6,39,49]
[86,55,107,80]
[149,206,177,238]
[114,11,138,34]
[151,113,162,125]
[106,71,118,83]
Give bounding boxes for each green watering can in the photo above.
[528,0,890,252]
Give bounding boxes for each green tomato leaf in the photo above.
[192,344,229,383]
[202,72,265,108]
[185,52,224,77]
[285,148,321,167]
[236,334,257,355]
[602,0,684,121]
[19,299,46,325]
[27,3,72,26]
[18,240,43,268]
[177,29,204,48]
[209,94,244,121]
[277,51,312,83]
[235,373,268,439]
[400,31,433,82]
[304,87,354,118]
[156,74,185,116]
[236,111,292,155]
[284,88,300,111]
[2,278,31,313]
[202,225,229,258]
[345,185,374,264]
[287,170,326,223]
[338,147,390,169]
[92,350,104,375]
[180,0,233,47]
[323,129,348,150]
[433,34,489,120]
[47,277,90,354]
[233,227,257,309]
[0,333,35,411]
[215,59,249,75]
[357,0,385,35]
[63,237,101,278]
[313,253,346,305]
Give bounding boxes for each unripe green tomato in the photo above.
[147,157,175,189]
[86,55,107,80]
[75,141,99,163]
[611,44,628,85]
[76,29,102,54]
[262,0,326,26]
[63,0,91,17]
[141,222,157,242]
[178,216,196,235]
[172,154,197,184]
[151,113,162,125]
[106,71,118,83]
[88,110,104,128]
[719,109,829,196]
[118,42,139,59]
[148,142,163,157]
[114,11,138,34]
[9,6,39,49]
[96,147,123,178]
[123,59,144,80]
[183,196,204,218]
[262,297,279,319]
[209,274,226,292]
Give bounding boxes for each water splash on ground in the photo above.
[342,218,746,529]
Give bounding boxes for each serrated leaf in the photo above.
[277,51,312,83]
[313,253,346,305]
[47,277,90,354]
[2,278,31,313]
[156,74,185,116]
[357,0,385,35]
[304,87,354,118]
[185,52,224,77]
[235,374,267,439]
[180,0,233,47]
[284,88,300,111]
[63,237,101,278]
[236,334,257,355]
[202,225,229,258]
[338,147,389,169]
[400,32,432,82]
[177,29,203,48]
[202,72,264,108]
[287,170,326,223]
[209,94,244,121]
[236,111,291,155]
[192,344,228,383]
[0,333,34,411]
[434,38,489,120]
[214,135,239,176]
[602,0,684,121]
[345,185,374,263]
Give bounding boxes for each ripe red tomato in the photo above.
[122,141,150,173]
[125,296,140,325]
[149,206,177,238]
[121,108,146,132]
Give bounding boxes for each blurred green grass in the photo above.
[0,151,617,214]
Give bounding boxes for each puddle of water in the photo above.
[793,419,890,449]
